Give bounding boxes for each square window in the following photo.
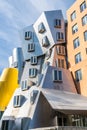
[75,69,82,81]
[25,31,32,40]
[54,19,61,28]
[28,43,35,52]
[53,70,62,82]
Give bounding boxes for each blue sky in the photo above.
[0,0,75,74]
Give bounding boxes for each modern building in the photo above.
[1,1,87,129]
[67,0,87,96]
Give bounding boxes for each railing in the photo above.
[30,126,87,130]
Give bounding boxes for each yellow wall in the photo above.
[0,68,18,111]
[67,0,87,96]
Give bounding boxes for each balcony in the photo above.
[30,126,87,130]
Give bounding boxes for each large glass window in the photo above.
[73,37,80,49]
[75,53,82,64]
[72,24,78,34]
[80,1,86,12]
[54,19,61,28]
[71,11,76,21]
[53,70,62,82]
[29,68,37,78]
[75,69,82,81]
[13,95,21,107]
[84,31,87,41]
[82,15,87,25]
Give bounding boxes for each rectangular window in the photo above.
[30,90,38,105]
[13,95,21,107]
[86,48,87,54]
[54,19,61,28]
[82,15,87,25]
[53,70,62,82]
[38,23,45,33]
[72,24,78,34]
[61,59,64,68]
[25,31,32,40]
[71,11,76,21]
[28,43,35,52]
[21,80,28,91]
[75,69,82,81]
[1,120,9,130]
[56,46,65,55]
[75,53,82,64]
[31,56,37,65]
[56,32,64,41]
[42,36,49,47]
[55,59,64,68]
[84,31,87,41]
[73,37,80,49]
[80,1,86,12]
[29,68,37,78]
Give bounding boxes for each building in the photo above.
[67,0,87,96]
[1,1,87,130]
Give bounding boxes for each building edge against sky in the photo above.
[1,0,87,129]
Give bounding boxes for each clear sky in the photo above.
[0,0,75,74]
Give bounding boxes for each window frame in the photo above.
[73,37,80,49]
[72,24,78,34]
[25,31,32,40]
[53,69,63,82]
[82,15,87,26]
[21,80,28,91]
[29,68,37,78]
[30,56,37,65]
[28,43,35,52]
[38,23,45,33]
[42,36,49,47]
[75,53,82,64]
[75,69,82,82]
[56,32,64,41]
[13,95,21,107]
[80,1,86,12]
[71,11,76,21]
[54,19,61,28]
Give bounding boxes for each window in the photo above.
[56,32,64,41]
[28,43,35,52]
[73,37,80,49]
[1,120,9,130]
[72,24,78,34]
[56,46,65,55]
[54,19,61,28]
[13,95,21,107]
[29,68,37,78]
[53,70,62,82]
[80,1,86,12]
[31,56,37,65]
[55,59,64,68]
[38,23,45,33]
[42,36,49,47]
[71,11,76,21]
[75,53,82,64]
[21,80,28,91]
[84,31,87,41]
[25,31,32,40]
[30,90,38,105]
[82,15,87,25]
[75,69,82,81]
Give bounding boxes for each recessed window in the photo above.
[75,53,82,64]
[30,90,38,105]
[42,36,49,47]
[71,11,76,21]
[13,95,21,107]
[56,46,65,55]
[80,1,86,12]
[53,70,62,82]
[21,80,28,91]
[38,23,45,33]
[56,32,64,41]
[29,68,37,78]
[55,59,64,68]
[84,31,87,41]
[72,24,78,34]
[1,120,9,130]
[73,37,80,49]
[31,56,37,65]
[54,19,61,28]
[82,15,87,25]
[25,31,32,40]
[75,69,82,81]
[28,43,35,52]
